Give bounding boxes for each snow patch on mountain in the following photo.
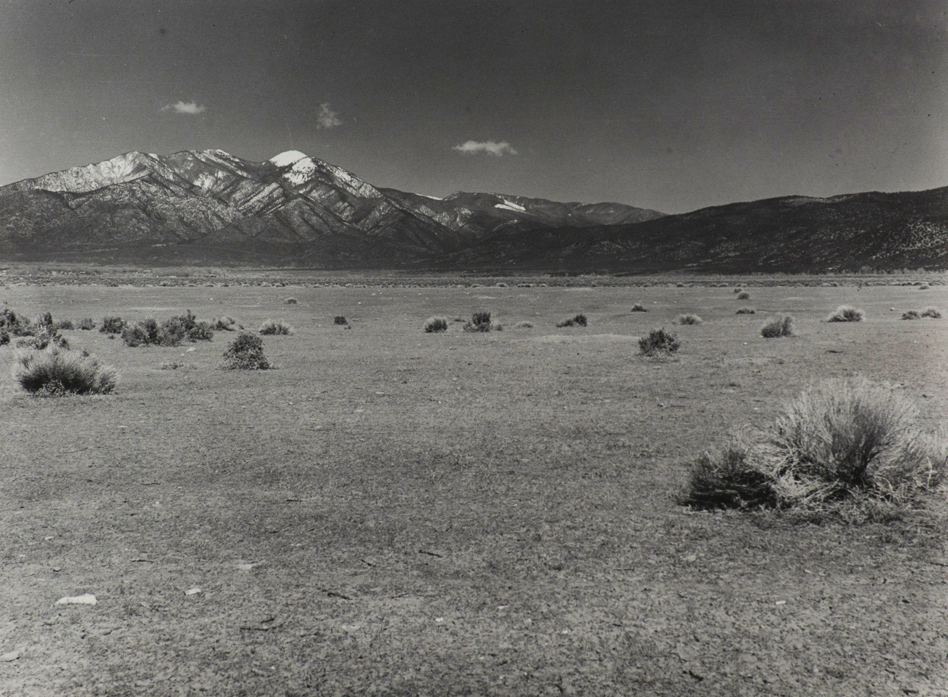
[270,151,309,167]
[30,152,148,193]
[283,157,318,185]
[495,199,526,213]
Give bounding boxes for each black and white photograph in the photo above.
[1,1,946,694]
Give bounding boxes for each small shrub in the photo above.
[827,305,864,322]
[464,311,493,332]
[760,315,794,338]
[122,319,160,347]
[677,313,702,325]
[77,318,96,330]
[901,310,921,320]
[736,307,756,315]
[100,316,126,334]
[556,313,588,328]
[53,319,75,331]
[736,291,751,300]
[161,310,213,343]
[638,328,680,357]
[920,306,942,319]
[683,378,948,520]
[16,328,69,350]
[919,284,930,290]
[210,316,237,331]
[0,308,31,337]
[0,329,9,346]
[630,304,648,312]
[733,287,744,294]
[423,316,449,333]
[284,297,298,305]
[13,348,117,396]
[515,321,534,329]
[333,316,348,325]
[259,319,294,335]
[221,332,269,370]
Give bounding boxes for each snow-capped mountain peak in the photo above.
[269,150,309,167]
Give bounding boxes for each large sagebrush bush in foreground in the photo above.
[423,316,448,333]
[683,378,948,522]
[760,315,794,338]
[13,348,117,396]
[221,332,270,370]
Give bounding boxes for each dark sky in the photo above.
[1,0,945,213]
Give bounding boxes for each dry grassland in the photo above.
[1,281,947,696]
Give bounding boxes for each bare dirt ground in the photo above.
[1,280,947,696]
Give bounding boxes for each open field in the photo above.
[2,281,947,696]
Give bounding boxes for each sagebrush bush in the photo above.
[0,329,9,346]
[16,328,69,350]
[827,305,864,322]
[0,308,32,337]
[736,307,756,315]
[333,316,348,325]
[919,284,930,290]
[100,316,126,334]
[13,348,117,396]
[122,319,160,347]
[221,332,269,370]
[736,291,751,300]
[901,310,921,320]
[53,319,74,331]
[515,321,534,329]
[920,306,942,319]
[677,313,702,325]
[77,318,96,330]
[682,378,948,521]
[423,316,448,333]
[760,315,794,338]
[284,297,298,305]
[733,287,744,294]
[463,311,493,332]
[556,313,588,328]
[259,319,294,335]
[211,316,239,331]
[630,304,648,312]
[638,328,680,357]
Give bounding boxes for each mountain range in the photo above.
[1,149,946,272]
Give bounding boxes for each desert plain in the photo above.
[1,275,947,696]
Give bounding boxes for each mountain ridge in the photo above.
[1,149,946,272]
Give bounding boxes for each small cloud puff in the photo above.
[161,101,207,115]
[453,140,517,157]
[316,103,343,129]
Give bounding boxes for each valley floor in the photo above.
[1,280,946,696]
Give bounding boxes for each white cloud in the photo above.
[316,103,342,129]
[452,140,518,157]
[161,101,207,115]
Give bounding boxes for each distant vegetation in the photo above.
[556,313,588,328]
[736,291,751,300]
[259,319,294,335]
[736,307,756,315]
[638,328,680,357]
[123,311,213,347]
[827,305,865,322]
[463,311,494,333]
[630,304,648,312]
[423,316,448,333]
[760,315,794,338]
[677,313,702,325]
[100,316,126,334]
[221,333,270,370]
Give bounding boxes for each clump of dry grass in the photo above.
[919,283,930,290]
[259,319,294,335]
[556,313,588,328]
[423,316,448,333]
[736,291,751,300]
[827,305,864,322]
[221,332,270,370]
[515,321,534,329]
[760,315,794,338]
[211,316,239,331]
[736,307,756,315]
[284,297,298,304]
[638,328,680,357]
[13,348,117,396]
[677,313,702,325]
[630,304,648,312]
[920,307,942,319]
[683,378,948,523]
[901,310,921,320]
[77,318,96,330]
